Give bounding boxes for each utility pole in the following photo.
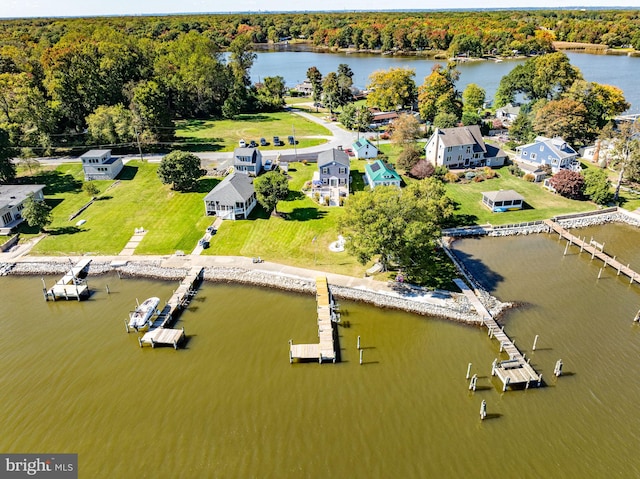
[134,126,144,162]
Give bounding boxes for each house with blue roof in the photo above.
[81,149,124,181]
[515,136,580,174]
[353,138,379,159]
[365,160,401,189]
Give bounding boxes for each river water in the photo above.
[250,50,640,113]
[2,223,640,477]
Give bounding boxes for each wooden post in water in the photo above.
[138,337,142,348]
[106,284,110,294]
[538,374,543,387]
[554,359,563,377]
[289,339,293,364]
[466,362,472,379]
[499,342,504,353]
[480,400,487,420]
[491,359,497,376]
[359,349,363,365]
[41,277,48,301]
[503,377,510,392]
[357,335,361,350]
[563,241,569,256]
[598,267,603,279]
[124,319,130,333]
[532,334,539,351]
[580,238,584,253]
[633,310,640,323]
[469,374,477,391]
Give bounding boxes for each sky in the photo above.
[1,0,639,19]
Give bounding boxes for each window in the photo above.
[338,167,346,174]
[17,204,24,212]
[322,179,328,185]
[2,212,12,224]
[522,151,528,156]
[322,167,329,174]
[540,146,544,151]
[447,146,452,152]
[530,153,536,160]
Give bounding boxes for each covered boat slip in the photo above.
[289,277,338,363]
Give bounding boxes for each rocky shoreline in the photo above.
[2,259,505,325]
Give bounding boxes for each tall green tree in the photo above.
[157,150,202,191]
[86,104,134,145]
[337,63,354,107]
[322,72,340,114]
[462,83,486,113]
[366,68,417,111]
[256,76,286,111]
[418,63,461,123]
[253,170,289,214]
[583,168,613,205]
[306,66,323,108]
[340,179,453,283]
[0,127,16,183]
[533,98,589,145]
[130,80,174,143]
[22,193,51,232]
[601,121,640,200]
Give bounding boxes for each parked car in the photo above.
[288,135,295,145]
[239,139,246,147]
[344,148,355,157]
[249,140,257,148]
[273,136,280,146]
[260,137,267,146]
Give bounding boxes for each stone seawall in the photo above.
[1,259,506,325]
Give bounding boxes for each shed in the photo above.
[482,190,525,212]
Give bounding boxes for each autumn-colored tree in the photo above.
[366,68,417,111]
[418,63,461,123]
[548,169,585,199]
[409,159,435,179]
[533,99,589,145]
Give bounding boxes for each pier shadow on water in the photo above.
[450,247,505,292]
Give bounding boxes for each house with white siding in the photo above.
[0,184,46,234]
[81,149,124,181]
[515,136,580,174]
[203,173,257,220]
[424,125,507,169]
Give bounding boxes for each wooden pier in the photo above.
[44,258,92,301]
[289,277,338,363]
[545,220,640,284]
[454,279,541,390]
[137,266,203,349]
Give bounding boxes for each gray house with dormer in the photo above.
[204,173,257,220]
[234,147,263,176]
[425,125,507,169]
[515,136,580,173]
[81,149,124,181]
[0,184,46,234]
[312,149,350,206]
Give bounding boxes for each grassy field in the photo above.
[29,162,211,256]
[445,167,601,225]
[174,112,331,152]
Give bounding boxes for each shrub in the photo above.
[444,171,459,183]
[314,192,320,202]
[508,164,524,177]
[548,169,585,199]
[473,175,484,182]
[409,160,435,179]
[483,167,497,179]
[523,173,535,182]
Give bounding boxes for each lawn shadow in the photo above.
[445,201,479,227]
[47,225,82,235]
[286,191,306,201]
[195,177,221,194]
[285,207,326,221]
[94,195,113,201]
[117,165,138,181]
[248,205,271,220]
[20,170,82,194]
[45,198,64,210]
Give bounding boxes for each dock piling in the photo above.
[563,241,569,256]
[598,267,603,279]
[480,400,487,420]
[124,319,130,333]
[466,362,472,379]
[554,359,563,377]
[532,334,539,351]
[359,349,363,365]
[106,284,110,294]
[491,359,497,376]
[469,374,477,391]
[357,335,361,350]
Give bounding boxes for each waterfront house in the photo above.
[293,80,313,96]
[203,173,257,220]
[81,149,124,181]
[515,136,580,174]
[365,160,401,189]
[424,125,507,169]
[481,190,524,212]
[518,162,547,182]
[312,149,350,206]
[234,147,263,176]
[495,103,521,124]
[0,184,46,234]
[352,138,379,159]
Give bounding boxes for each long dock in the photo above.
[44,258,92,301]
[545,219,640,284]
[137,266,204,349]
[289,277,338,363]
[454,279,541,390]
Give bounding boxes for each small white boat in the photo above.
[129,297,160,330]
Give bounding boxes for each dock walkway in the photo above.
[45,258,92,301]
[454,279,541,390]
[138,266,203,349]
[290,277,338,363]
[545,220,640,284]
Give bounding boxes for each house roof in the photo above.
[485,143,507,159]
[353,138,377,151]
[519,136,577,159]
[81,149,111,158]
[365,160,401,183]
[317,149,350,168]
[497,103,521,116]
[433,125,487,153]
[234,147,260,158]
[371,111,399,122]
[482,190,524,203]
[0,184,46,209]
[204,173,255,204]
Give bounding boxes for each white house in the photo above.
[424,125,507,169]
[0,184,46,234]
[365,160,401,188]
[352,138,379,159]
[233,147,263,176]
[80,149,124,181]
[495,103,521,124]
[203,173,257,220]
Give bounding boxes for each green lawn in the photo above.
[174,112,331,152]
[30,162,211,255]
[445,167,600,225]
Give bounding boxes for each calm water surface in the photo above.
[2,223,640,477]
[250,50,640,112]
